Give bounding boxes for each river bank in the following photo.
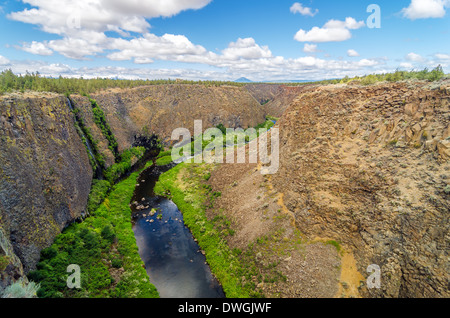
[27,162,159,298]
[131,163,224,298]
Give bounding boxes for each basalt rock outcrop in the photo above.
[0,93,93,282]
[87,84,266,148]
[272,80,449,297]
[264,84,317,118]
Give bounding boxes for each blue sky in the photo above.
[0,0,449,81]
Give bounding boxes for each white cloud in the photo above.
[107,33,210,63]
[406,52,426,62]
[402,0,450,20]
[400,62,414,69]
[8,0,212,35]
[303,43,319,53]
[294,17,365,43]
[435,53,450,60]
[221,38,273,60]
[0,55,10,65]
[347,49,360,57]
[290,3,318,17]
[3,1,394,81]
[19,41,53,56]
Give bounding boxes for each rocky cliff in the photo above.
[87,84,266,148]
[0,93,93,286]
[273,80,449,297]
[207,80,449,298]
[264,85,317,118]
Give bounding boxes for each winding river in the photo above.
[131,163,225,298]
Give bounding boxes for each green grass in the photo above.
[104,147,146,184]
[155,155,174,166]
[86,179,111,215]
[325,240,342,254]
[154,163,257,298]
[27,169,159,298]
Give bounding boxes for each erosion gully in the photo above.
[130,162,225,299]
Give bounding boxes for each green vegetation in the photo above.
[172,117,278,160]
[104,147,146,184]
[278,65,447,86]
[154,163,258,298]
[89,98,119,160]
[0,255,10,271]
[325,240,342,254]
[87,179,111,215]
[156,155,174,167]
[0,279,40,298]
[69,97,107,172]
[27,169,159,298]
[0,69,245,95]
[0,67,447,96]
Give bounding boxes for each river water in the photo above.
[131,164,225,298]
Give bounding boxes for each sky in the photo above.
[0,0,449,81]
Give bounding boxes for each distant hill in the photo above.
[234,77,253,83]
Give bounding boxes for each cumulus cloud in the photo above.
[402,0,450,20]
[19,41,53,56]
[221,38,273,61]
[347,49,360,57]
[8,0,212,35]
[400,62,414,69]
[0,55,10,65]
[290,3,318,17]
[294,17,365,42]
[303,43,319,53]
[107,33,210,63]
[435,53,450,60]
[406,52,426,62]
[8,0,215,62]
[4,1,393,81]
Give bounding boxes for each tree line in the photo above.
[0,66,447,95]
[0,69,245,95]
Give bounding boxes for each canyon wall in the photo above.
[87,84,266,148]
[272,81,449,297]
[0,93,93,288]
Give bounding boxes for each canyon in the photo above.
[0,79,448,298]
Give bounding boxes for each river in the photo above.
[131,163,225,298]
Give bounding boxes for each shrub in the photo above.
[101,225,116,243]
[87,179,111,214]
[111,258,123,269]
[1,279,40,298]
[40,247,58,260]
[0,256,10,271]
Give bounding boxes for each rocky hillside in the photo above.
[208,80,449,298]
[86,84,266,148]
[264,85,317,118]
[244,84,282,104]
[272,81,449,297]
[0,93,93,288]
